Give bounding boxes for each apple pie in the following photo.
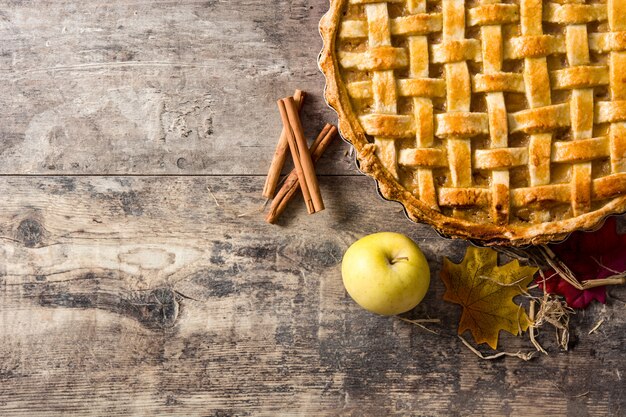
[320,0,626,245]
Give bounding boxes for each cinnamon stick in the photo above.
[262,90,305,199]
[282,97,325,213]
[277,98,314,213]
[266,124,337,223]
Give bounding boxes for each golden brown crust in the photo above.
[319,0,626,246]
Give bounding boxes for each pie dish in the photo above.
[319,0,626,245]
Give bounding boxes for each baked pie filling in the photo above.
[320,0,626,244]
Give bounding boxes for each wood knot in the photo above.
[16,218,46,248]
[126,288,180,330]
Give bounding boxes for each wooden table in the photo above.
[0,1,624,416]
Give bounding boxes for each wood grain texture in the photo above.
[0,0,354,175]
[0,0,624,416]
[0,177,624,416]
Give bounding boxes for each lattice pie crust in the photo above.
[320,0,626,245]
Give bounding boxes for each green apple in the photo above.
[341,232,430,315]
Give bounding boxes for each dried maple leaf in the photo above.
[441,246,537,349]
[536,217,626,309]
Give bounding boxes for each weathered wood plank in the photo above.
[0,176,623,416]
[2,0,623,415]
[0,0,353,175]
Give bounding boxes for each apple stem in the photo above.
[390,257,409,265]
